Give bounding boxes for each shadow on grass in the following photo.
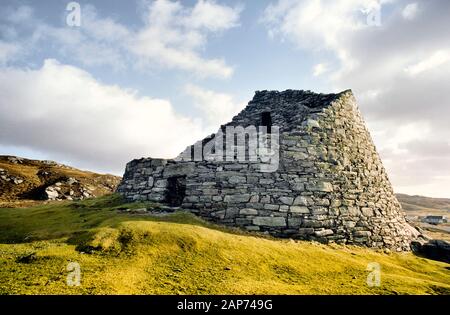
[0,194,265,246]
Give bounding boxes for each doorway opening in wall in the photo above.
[165,176,186,207]
[261,111,272,134]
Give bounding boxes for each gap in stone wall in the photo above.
[165,176,186,206]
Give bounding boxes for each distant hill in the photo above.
[396,193,450,241]
[0,155,121,207]
[396,193,450,212]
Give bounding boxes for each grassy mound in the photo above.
[0,194,449,295]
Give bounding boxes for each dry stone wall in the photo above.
[117,89,415,251]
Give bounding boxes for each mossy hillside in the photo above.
[0,194,204,243]
[0,194,449,294]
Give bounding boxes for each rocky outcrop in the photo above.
[0,155,121,206]
[43,177,94,201]
[118,89,418,251]
[411,238,450,263]
[0,168,24,185]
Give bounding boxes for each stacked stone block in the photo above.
[117,89,415,251]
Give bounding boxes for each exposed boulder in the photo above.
[0,168,24,185]
[7,156,24,164]
[44,186,60,200]
[411,239,450,264]
[43,178,95,201]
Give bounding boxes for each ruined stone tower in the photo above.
[117,89,416,251]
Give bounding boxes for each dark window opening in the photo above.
[165,176,186,206]
[261,111,272,134]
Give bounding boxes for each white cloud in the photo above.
[262,0,389,77]
[404,50,450,76]
[263,0,377,50]
[0,41,21,64]
[0,59,206,173]
[129,0,239,78]
[262,0,450,197]
[313,63,328,76]
[402,3,419,20]
[1,1,240,78]
[81,6,131,42]
[372,121,431,156]
[187,0,242,31]
[184,84,245,131]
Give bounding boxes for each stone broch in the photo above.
[117,89,416,251]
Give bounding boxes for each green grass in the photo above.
[0,194,449,295]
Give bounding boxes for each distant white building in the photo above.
[422,216,448,225]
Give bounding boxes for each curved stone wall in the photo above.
[117,89,414,251]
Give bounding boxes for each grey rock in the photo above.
[315,229,334,237]
[279,196,294,205]
[224,194,250,203]
[229,176,246,184]
[67,177,78,185]
[290,206,310,214]
[305,119,320,128]
[307,181,333,192]
[253,216,286,227]
[240,208,258,215]
[163,163,195,177]
[45,187,59,200]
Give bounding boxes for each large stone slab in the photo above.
[163,163,195,177]
[253,216,286,227]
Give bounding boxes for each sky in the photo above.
[0,0,449,198]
